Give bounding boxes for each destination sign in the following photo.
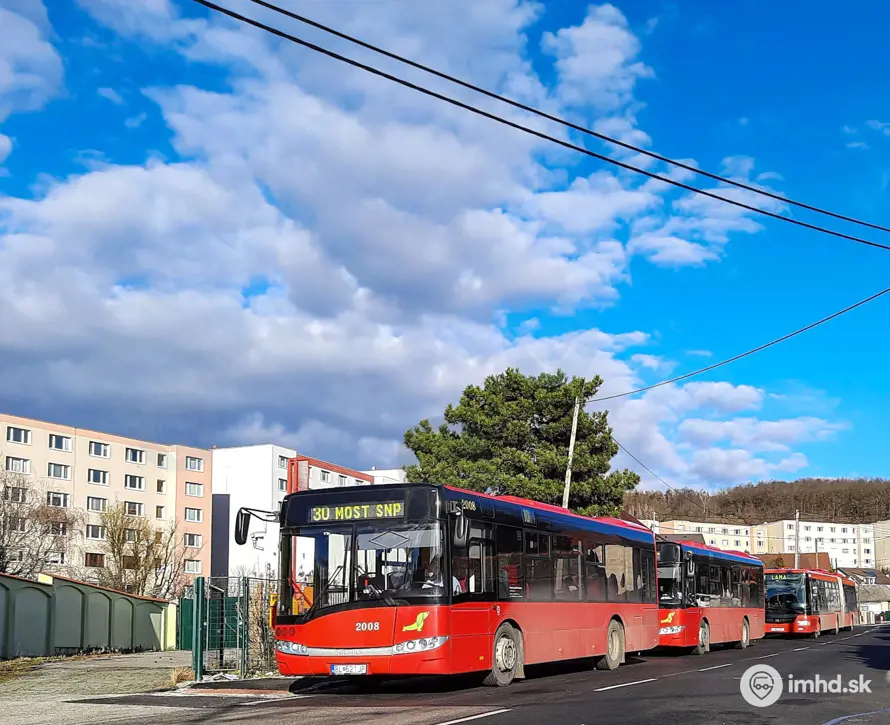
[309,501,405,522]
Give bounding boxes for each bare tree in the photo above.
[0,465,85,578]
[91,502,195,599]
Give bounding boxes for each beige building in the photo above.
[654,520,754,553]
[759,518,875,569]
[1,412,211,586]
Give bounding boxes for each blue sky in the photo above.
[1,0,889,488]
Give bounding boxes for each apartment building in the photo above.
[210,445,374,576]
[1,412,211,583]
[872,520,890,570]
[656,520,754,553]
[758,519,873,569]
[361,467,409,485]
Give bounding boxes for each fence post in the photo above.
[191,576,205,681]
[240,577,250,677]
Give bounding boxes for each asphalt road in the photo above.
[47,624,890,725]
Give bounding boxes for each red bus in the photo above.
[765,569,858,636]
[656,541,765,653]
[235,483,659,686]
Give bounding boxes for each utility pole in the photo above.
[794,509,800,569]
[815,536,820,569]
[561,380,583,509]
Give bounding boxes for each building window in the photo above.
[721,539,729,546]
[184,507,203,523]
[694,526,702,532]
[157,479,166,494]
[5,456,30,474]
[734,540,741,546]
[185,482,203,497]
[185,559,202,575]
[49,521,68,536]
[156,505,166,520]
[6,426,31,445]
[278,455,287,468]
[86,524,107,540]
[5,486,28,503]
[805,536,812,542]
[85,552,105,568]
[7,517,25,533]
[46,551,65,566]
[89,441,110,458]
[804,525,811,532]
[789,544,796,550]
[124,528,139,543]
[817,526,823,532]
[124,474,145,490]
[278,478,287,492]
[157,453,167,468]
[842,548,849,554]
[126,447,145,464]
[47,491,70,508]
[48,434,72,452]
[86,496,107,512]
[185,456,204,472]
[355,478,363,485]
[721,528,728,534]
[320,470,331,483]
[865,548,872,554]
[338,474,347,487]
[122,556,138,571]
[125,501,144,517]
[184,533,202,548]
[47,463,71,480]
[842,528,848,533]
[88,469,109,485]
[787,523,794,530]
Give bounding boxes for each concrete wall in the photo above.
[0,572,175,659]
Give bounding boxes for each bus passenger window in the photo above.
[496,525,524,600]
[585,544,606,602]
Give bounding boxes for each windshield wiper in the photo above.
[304,564,346,615]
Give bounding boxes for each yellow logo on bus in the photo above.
[402,612,429,632]
[660,611,676,625]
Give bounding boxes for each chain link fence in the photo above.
[180,576,277,678]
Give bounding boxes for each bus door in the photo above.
[449,522,497,672]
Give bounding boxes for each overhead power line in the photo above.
[246,0,890,237]
[592,285,890,403]
[191,0,890,254]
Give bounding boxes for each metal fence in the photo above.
[181,576,277,679]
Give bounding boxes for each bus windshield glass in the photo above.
[279,521,445,617]
[765,572,807,614]
[656,543,683,607]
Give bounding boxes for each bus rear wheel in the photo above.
[483,623,520,687]
[693,621,710,655]
[595,620,624,671]
[734,619,750,649]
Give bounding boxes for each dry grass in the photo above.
[0,658,47,684]
[168,666,194,687]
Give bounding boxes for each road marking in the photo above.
[698,664,731,671]
[241,695,309,706]
[594,678,657,692]
[820,707,890,725]
[434,710,512,725]
[757,652,781,659]
[793,647,810,651]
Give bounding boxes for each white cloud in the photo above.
[97,87,125,105]
[678,416,847,452]
[865,119,890,135]
[847,141,869,150]
[0,2,63,122]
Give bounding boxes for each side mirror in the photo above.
[452,513,469,549]
[686,559,695,577]
[234,508,251,546]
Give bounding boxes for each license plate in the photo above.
[770,627,785,632]
[331,664,367,675]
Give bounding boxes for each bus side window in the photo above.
[554,535,582,602]
[496,525,524,600]
[731,566,741,606]
[605,544,628,602]
[452,535,496,602]
[639,548,656,604]
[525,532,553,602]
[585,542,607,602]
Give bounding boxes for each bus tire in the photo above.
[595,620,624,671]
[483,623,520,687]
[811,627,820,639]
[734,619,750,649]
[832,618,840,635]
[693,620,710,655]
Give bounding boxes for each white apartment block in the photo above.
[1,412,211,582]
[361,467,409,485]
[758,519,874,569]
[210,446,374,577]
[873,520,890,569]
[658,520,754,553]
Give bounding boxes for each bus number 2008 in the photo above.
[355,622,380,631]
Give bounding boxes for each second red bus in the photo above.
[765,568,858,636]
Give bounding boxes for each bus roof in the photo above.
[765,568,844,582]
[662,539,763,566]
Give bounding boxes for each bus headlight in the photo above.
[277,640,309,656]
[659,626,685,635]
[392,637,448,654]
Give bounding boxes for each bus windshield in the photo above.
[279,520,445,618]
[765,573,807,614]
[656,543,683,607]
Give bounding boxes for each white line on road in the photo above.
[434,710,512,725]
[594,678,657,692]
[698,664,732,671]
[241,695,309,706]
[757,653,782,659]
[793,647,810,651]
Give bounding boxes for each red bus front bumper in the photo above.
[766,615,817,635]
[277,647,451,677]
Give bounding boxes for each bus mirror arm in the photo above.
[452,511,470,549]
[234,507,279,546]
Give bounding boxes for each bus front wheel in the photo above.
[483,623,520,687]
[595,620,624,671]
[693,621,710,655]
